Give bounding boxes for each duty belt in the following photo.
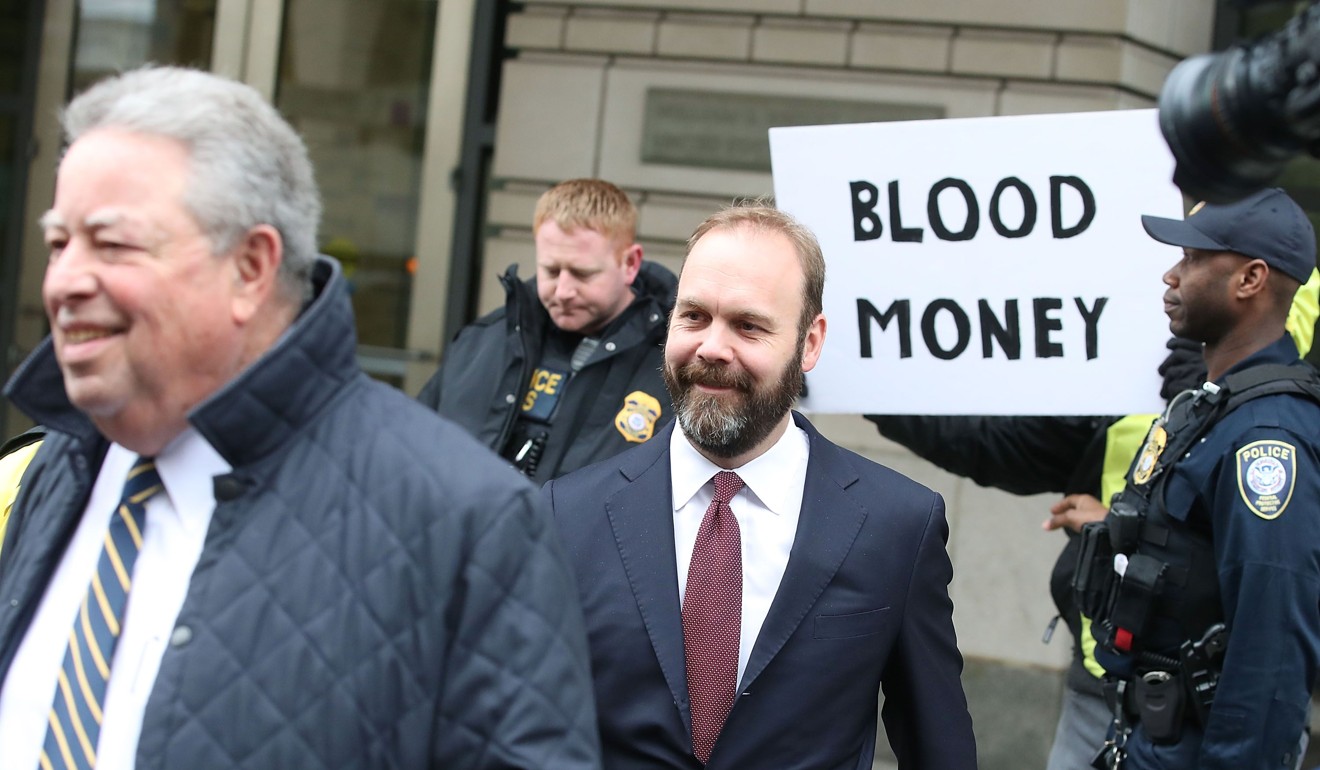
[1092,623,1227,769]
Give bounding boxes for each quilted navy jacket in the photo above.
[0,258,601,769]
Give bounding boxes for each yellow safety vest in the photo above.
[0,439,42,562]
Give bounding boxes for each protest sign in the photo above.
[769,109,1185,415]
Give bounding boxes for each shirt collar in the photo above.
[670,417,810,515]
[152,427,232,537]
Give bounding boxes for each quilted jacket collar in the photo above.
[4,256,359,468]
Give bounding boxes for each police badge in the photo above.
[1132,423,1168,485]
[1236,439,1296,519]
[615,391,662,443]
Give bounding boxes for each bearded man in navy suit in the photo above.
[545,203,977,769]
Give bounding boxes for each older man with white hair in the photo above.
[0,66,599,770]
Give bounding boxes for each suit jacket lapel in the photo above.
[604,422,692,731]
[739,414,867,692]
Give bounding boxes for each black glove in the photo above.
[1157,336,1206,401]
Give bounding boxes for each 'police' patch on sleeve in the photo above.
[615,391,661,443]
[521,366,570,423]
[1236,439,1296,520]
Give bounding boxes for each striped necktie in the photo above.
[40,456,162,770]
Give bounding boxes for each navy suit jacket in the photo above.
[545,413,977,769]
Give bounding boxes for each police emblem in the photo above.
[1236,439,1296,519]
[1132,423,1167,485]
[615,390,662,443]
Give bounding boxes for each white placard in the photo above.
[770,109,1186,415]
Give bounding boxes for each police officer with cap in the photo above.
[1078,188,1320,769]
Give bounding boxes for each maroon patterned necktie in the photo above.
[682,470,745,764]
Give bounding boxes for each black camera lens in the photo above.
[1156,3,1320,203]
[1158,52,1300,203]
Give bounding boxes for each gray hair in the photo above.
[62,66,321,303]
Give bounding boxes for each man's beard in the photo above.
[663,344,804,460]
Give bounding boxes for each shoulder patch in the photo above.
[615,390,662,443]
[1236,439,1296,520]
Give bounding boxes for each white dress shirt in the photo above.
[670,422,809,686]
[0,429,226,770]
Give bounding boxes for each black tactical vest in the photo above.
[1077,363,1320,666]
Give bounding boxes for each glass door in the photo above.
[68,0,217,94]
[273,0,439,388]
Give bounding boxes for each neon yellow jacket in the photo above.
[0,438,43,562]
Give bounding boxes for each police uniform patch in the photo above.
[521,365,570,423]
[1236,439,1296,520]
[1132,423,1167,485]
[615,391,661,443]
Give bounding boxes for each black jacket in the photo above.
[866,413,1111,694]
[0,258,601,769]
[418,261,676,484]
[863,335,1215,694]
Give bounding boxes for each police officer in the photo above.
[418,179,676,483]
[1079,188,1320,769]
